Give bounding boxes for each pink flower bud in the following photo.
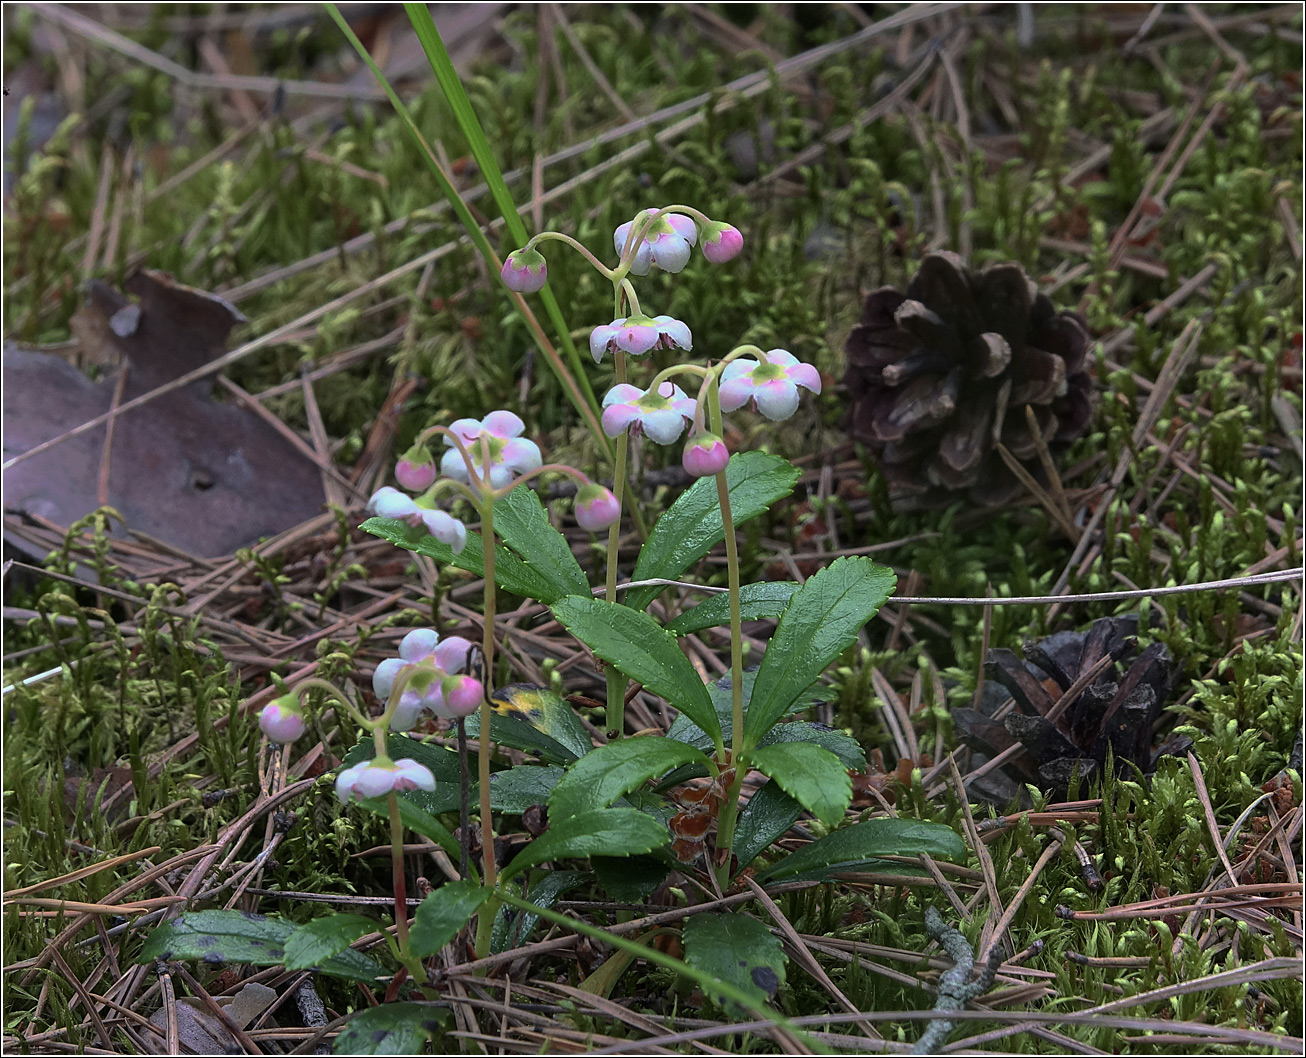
[395,444,437,491]
[259,695,306,745]
[440,674,483,718]
[682,433,730,477]
[702,222,743,263]
[500,248,547,293]
[574,483,621,531]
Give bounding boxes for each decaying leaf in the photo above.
[3,270,325,557]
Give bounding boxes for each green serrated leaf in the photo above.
[488,683,594,760]
[682,913,787,1014]
[748,742,851,827]
[361,516,560,602]
[549,597,719,744]
[333,1002,442,1055]
[465,708,580,764]
[491,870,586,953]
[409,879,492,959]
[502,808,669,882]
[627,453,799,612]
[760,722,866,770]
[486,764,566,813]
[486,488,590,601]
[549,737,710,820]
[745,557,896,744]
[137,910,385,983]
[666,670,826,751]
[732,781,803,873]
[666,582,799,636]
[754,818,968,884]
[284,914,376,972]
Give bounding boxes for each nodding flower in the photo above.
[574,483,621,531]
[500,247,548,293]
[367,488,467,553]
[334,758,436,803]
[600,382,697,444]
[614,210,698,275]
[589,314,692,363]
[718,350,822,421]
[438,410,542,491]
[259,695,306,745]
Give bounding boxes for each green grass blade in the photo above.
[401,4,604,426]
[325,4,608,457]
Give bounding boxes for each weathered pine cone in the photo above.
[953,616,1187,804]
[844,252,1094,505]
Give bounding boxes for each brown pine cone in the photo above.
[844,252,1094,506]
[953,616,1188,803]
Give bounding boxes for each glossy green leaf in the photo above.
[486,764,566,813]
[732,781,803,873]
[465,708,580,764]
[666,582,799,636]
[137,910,385,983]
[409,878,492,958]
[550,596,719,744]
[626,453,799,612]
[759,721,866,770]
[333,1002,442,1055]
[485,488,589,601]
[682,913,787,1014]
[284,914,376,972]
[487,682,594,760]
[748,742,852,827]
[491,870,586,953]
[745,557,896,745]
[754,818,968,884]
[666,670,826,752]
[549,737,710,820]
[362,516,559,602]
[502,807,669,882]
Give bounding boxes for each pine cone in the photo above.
[953,616,1188,804]
[844,252,1094,505]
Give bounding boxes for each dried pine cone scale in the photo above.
[845,251,1094,505]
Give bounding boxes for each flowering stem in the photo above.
[525,231,615,279]
[603,350,632,741]
[287,677,371,730]
[707,379,745,884]
[387,792,411,951]
[477,495,498,898]
[456,717,470,879]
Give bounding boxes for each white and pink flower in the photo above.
[259,695,306,745]
[439,410,542,490]
[574,483,621,531]
[601,382,697,444]
[589,314,692,363]
[335,758,437,803]
[614,210,698,275]
[682,433,730,477]
[367,488,467,553]
[719,350,822,422]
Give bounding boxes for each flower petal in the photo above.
[603,383,644,407]
[786,361,822,393]
[447,418,483,444]
[370,487,418,520]
[640,407,689,445]
[650,235,692,273]
[400,629,441,662]
[666,213,698,244]
[602,403,641,438]
[482,410,525,439]
[372,657,407,699]
[433,635,474,674]
[718,377,754,412]
[501,437,542,474]
[752,380,801,421]
[440,448,471,482]
[655,315,693,351]
[616,323,659,356]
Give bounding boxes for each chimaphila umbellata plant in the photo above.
[137,206,966,1052]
